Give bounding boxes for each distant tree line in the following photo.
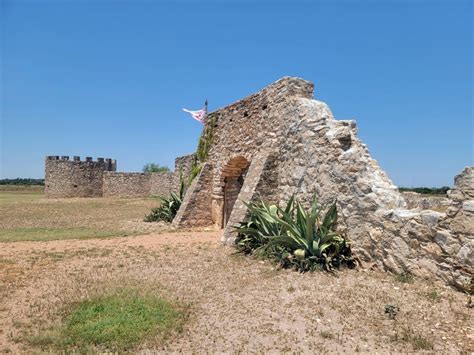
[398,186,450,195]
[0,178,45,186]
[142,163,170,173]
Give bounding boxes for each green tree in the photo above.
[142,163,170,173]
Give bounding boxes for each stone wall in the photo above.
[174,76,473,289]
[207,77,314,226]
[436,167,473,270]
[45,154,195,198]
[45,156,116,198]
[401,192,450,211]
[102,172,173,198]
[149,173,175,197]
[175,154,196,179]
[173,163,214,227]
[221,150,280,244]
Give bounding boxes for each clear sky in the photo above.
[1,0,472,187]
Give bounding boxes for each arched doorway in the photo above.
[220,156,250,227]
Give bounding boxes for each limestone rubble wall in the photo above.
[175,76,472,289]
[102,154,196,198]
[45,153,194,198]
[401,192,451,211]
[205,77,314,225]
[173,163,213,227]
[102,172,173,198]
[174,154,196,190]
[149,172,174,197]
[45,156,116,198]
[437,167,474,270]
[274,97,472,289]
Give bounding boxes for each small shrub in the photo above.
[384,304,399,319]
[186,157,202,186]
[196,114,216,162]
[234,195,355,272]
[190,163,202,181]
[144,181,185,223]
[394,272,414,284]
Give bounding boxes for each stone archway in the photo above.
[219,156,250,228]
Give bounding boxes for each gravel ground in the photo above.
[0,231,472,354]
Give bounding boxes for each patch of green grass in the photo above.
[424,289,442,302]
[394,272,414,284]
[0,227,130,242]
[27,287,187,352]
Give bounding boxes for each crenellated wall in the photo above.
[45,154,195,198]
[45,156,116,198]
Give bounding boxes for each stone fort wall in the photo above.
[45,156,116,198]
[45,154,195,198]
[102,172,173,198]
[174,76,472,289]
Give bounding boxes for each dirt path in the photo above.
[0,229,221,254]
[1,231,473,354]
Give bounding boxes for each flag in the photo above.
[183,100,208,124]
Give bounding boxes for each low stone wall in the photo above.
[103,172,173,198]
[401,192,450,211]
[376,167,473,289]
[149,173,174,197]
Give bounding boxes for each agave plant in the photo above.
[144,181,185,223]
[234,195,354,271]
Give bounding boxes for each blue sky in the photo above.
[1,0,472,186]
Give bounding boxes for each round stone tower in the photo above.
[45,156,117,198]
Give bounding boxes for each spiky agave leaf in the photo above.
[234,194,354,272]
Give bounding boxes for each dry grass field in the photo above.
[0,187,170,242]
[0,189,472,353]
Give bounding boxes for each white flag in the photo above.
[183,100,208,124]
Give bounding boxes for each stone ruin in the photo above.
[173,77,472,289]
[45,154,194,198]
[45,77,472,289]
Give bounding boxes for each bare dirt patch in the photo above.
[0,231,472,353]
